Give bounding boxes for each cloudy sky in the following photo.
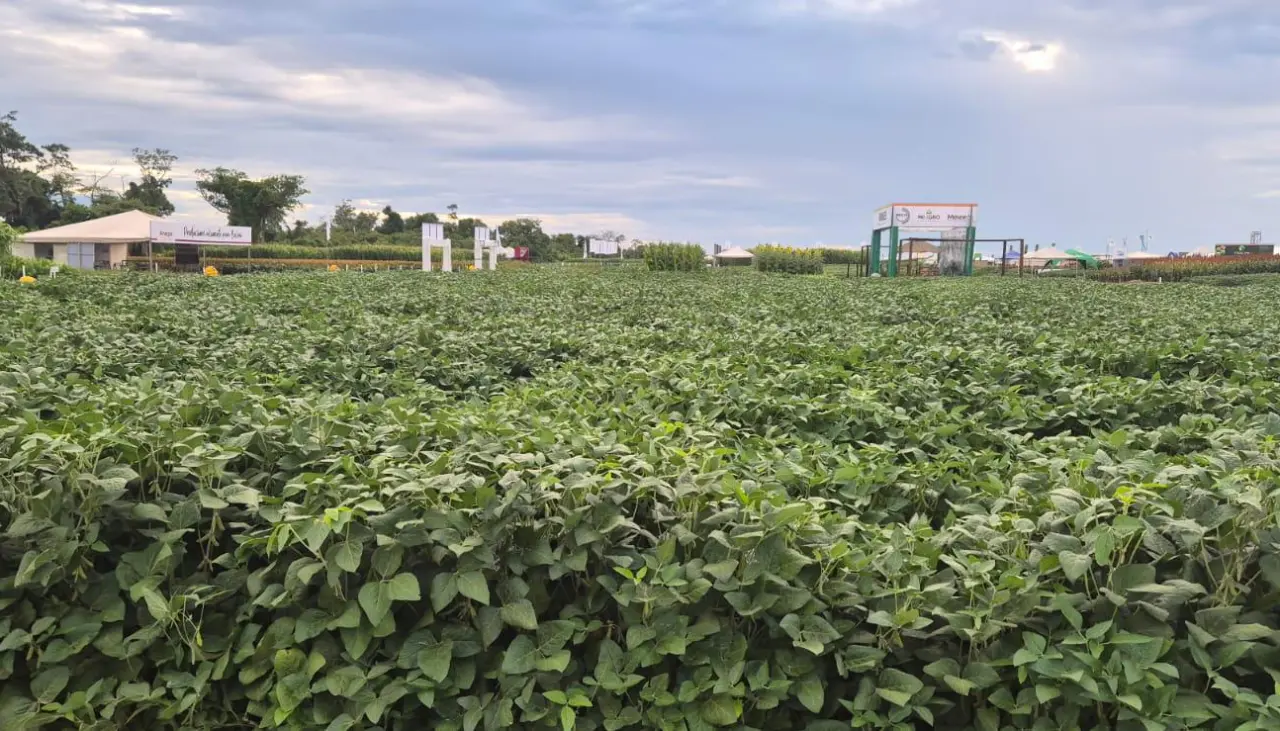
[3,0,1279,252]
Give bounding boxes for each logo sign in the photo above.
[874,204,976,230]
[423,223,445,241]
[150,221,252,246]
[874,206,892,229]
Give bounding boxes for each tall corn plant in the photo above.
[643,243,705,271]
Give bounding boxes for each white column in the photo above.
[442,240,453,272]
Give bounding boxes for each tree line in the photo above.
[1,111,635,262]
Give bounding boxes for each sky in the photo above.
[3,0,1279,253]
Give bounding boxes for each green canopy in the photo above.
[1066,249,1101,269]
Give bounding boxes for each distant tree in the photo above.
[445,217,487,243]
[195,167,309,242]
[550,233,579,260]
[353,210,379,234]
[500,218,554,262]
[332,200,358,232]
[287,219,311,241]
[123,148,177,216]
[403,212,440,230]
[36,143,78,208]
[0,111,63,228]
[377,205,405,235]
[446,204,458,223]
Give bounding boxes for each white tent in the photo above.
[715,246,754,260]
[1021,247,1079,263]
[1119,250,1164,260]
[15,210,161,270]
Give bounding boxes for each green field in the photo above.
[4,269,1280,730]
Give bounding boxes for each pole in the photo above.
[887,227,900,278]
[1001,241,1008,276]
[148,239,155,273]
[248,245,252,274]
[908,239,915,277]
[1019,240,1026,277]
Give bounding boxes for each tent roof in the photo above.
[1022,247,1079,261]
[20,210,162,244]
[1120,250,1164,260]
[716,246,754,259]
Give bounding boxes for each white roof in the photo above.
[1022,247,1078,261]
[1119,250,1163,260]
[20,210,162,244]
[716,246,754,259]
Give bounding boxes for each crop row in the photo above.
[3,271,1280,730]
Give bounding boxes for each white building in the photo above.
[14,210,160,270]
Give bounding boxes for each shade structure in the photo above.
[716,246,754,260]
[19,210,161,244]
[1065,249,1101,269]
[1021,247,1079,263]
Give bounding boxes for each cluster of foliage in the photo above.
[816,248,864,265]
[643,243,706,271]
[201,244,425,262]
[6,272,1280,730]
[1088,255,1280,283]
[753,245,824,275]
[1,112,178,228]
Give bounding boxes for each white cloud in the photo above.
[977,31,1065,72]
[0,1,655,149]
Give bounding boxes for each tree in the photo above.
[445,217,487,243]
[447,204,458,223]
[551,233,579,260]
[332,200,358,232]
[0,220,15,259]
[404,212,439,231]
[123,148,177,215]
[0,111,62,229]
[500,218,554,262]
[353,211,379,234]
[377,205,405,235]
[195,167,309,242]
[36,143,78,208]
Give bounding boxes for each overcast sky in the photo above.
[4,0,1279,252]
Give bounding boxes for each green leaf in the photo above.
[1118,694,1143,711]
[31,666,69,703]
[560,705,576,731]
[794,676,824,713]
[358,582,393,626]
[431,573,458,612]
[418,640,453,683]
[1059,550,1092,582]
[501,635,537,675]
[943,675,975,696]
[875,688,913,707]
[876,668,923,706]
[387,573,420,602]
[131,503,168,523]
[500,600,538,631]
[457,571,490,606]
[699,695,741,726]
[334,541,362,573]
[324,666,367,699]
[1095,530,1115,567]
[1035,684,1061,703]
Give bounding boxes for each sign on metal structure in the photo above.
[150,221,253,245]
[473,226,502,270]
[422,222,447,272]
[872,204,977,231]
[588,239,619,257]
